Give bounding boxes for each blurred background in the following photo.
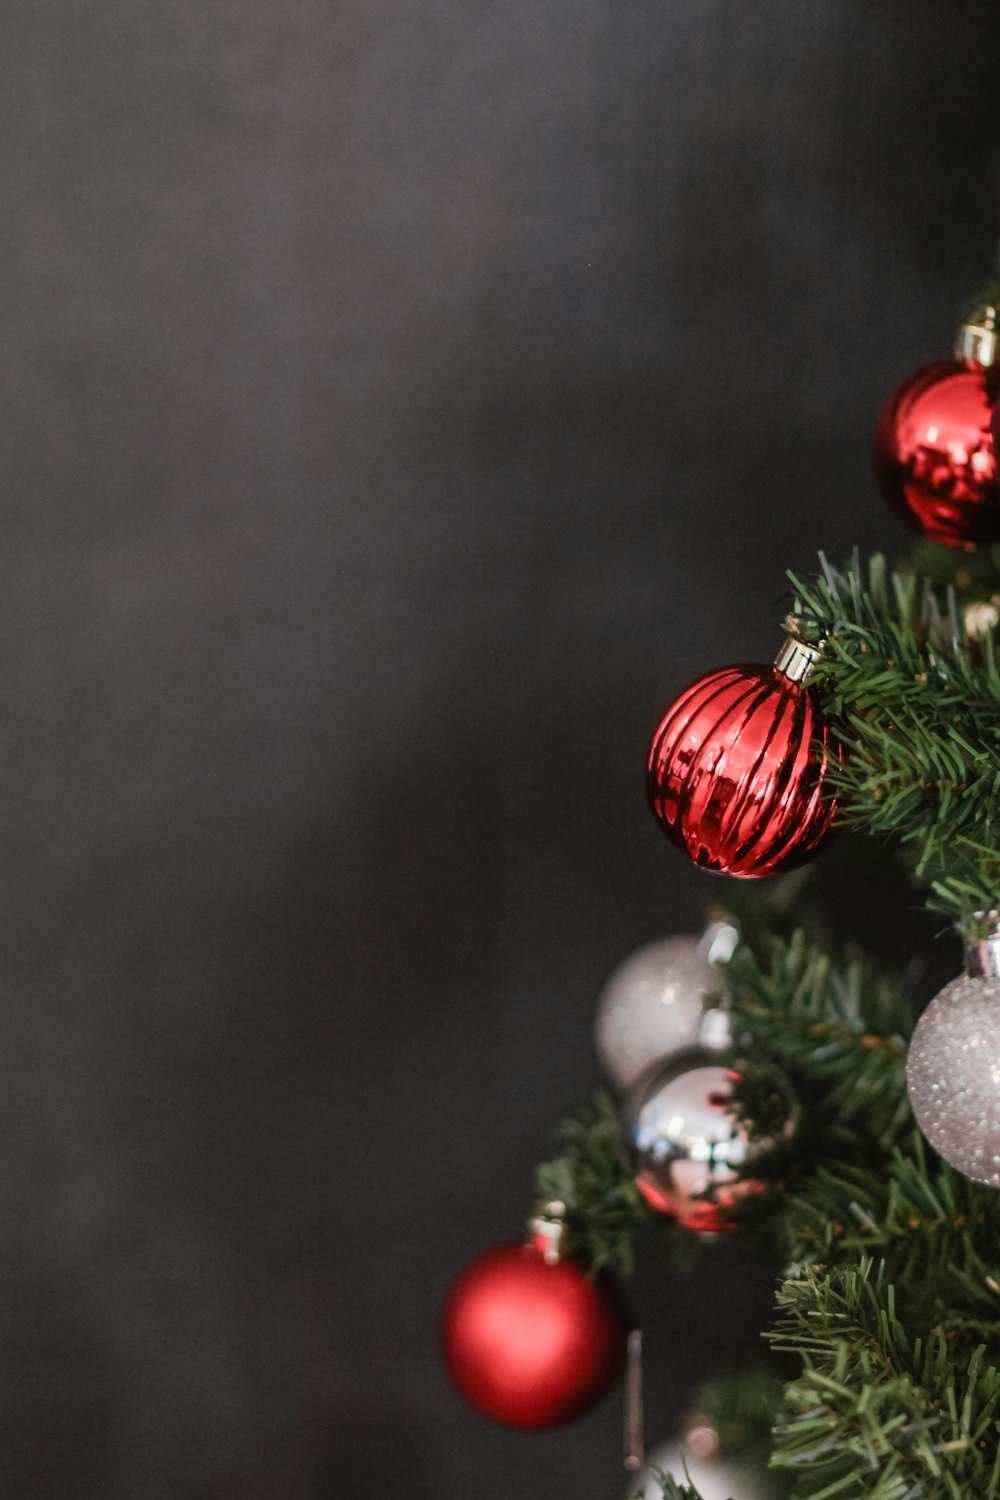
[2,1,1000,1495]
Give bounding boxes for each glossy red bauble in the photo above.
[440,1241,626,1428]
[874,358,1000,549]
[647,663,835,878]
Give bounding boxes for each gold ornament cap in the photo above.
[954,280,1000,368]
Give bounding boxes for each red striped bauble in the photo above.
[646,660,836,878]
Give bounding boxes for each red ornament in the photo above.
[647,642,835,878]
[440,1241,626,1428]
[874,358,1000,550]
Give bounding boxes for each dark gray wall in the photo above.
[2,2,999,1496]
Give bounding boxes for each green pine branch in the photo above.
[789,552,1000,928]
[784,1141,1000,1319]
[534,1090,652,1276]
[769,1258,1000,1498]
[723,927,913,1165]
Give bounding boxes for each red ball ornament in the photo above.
[440,1240,626,1428]
[647,638,835,878]
[874,359,1000,549]
[874,286,1000,550]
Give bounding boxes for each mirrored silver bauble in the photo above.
[907,971,1000,1187]
[628,1432,772,1500]
[595,927,736,1092]
[624,1050,797,1234]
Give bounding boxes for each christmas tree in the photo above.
[441,279,1000,1497]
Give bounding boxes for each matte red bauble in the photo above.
[440,1241,626,1428]
[647,639,835,878]
[874,358,1000,549]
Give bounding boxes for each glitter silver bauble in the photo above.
[629,1433,772,1500]
[907,970,1000,1187]
[595,926,736,1092]
[624,1050,797,1234]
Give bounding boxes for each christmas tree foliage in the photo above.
[439,279,1000,1495]
[792,549,1000,926]
[538,540,1000,1498]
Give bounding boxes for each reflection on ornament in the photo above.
[624,1050,797,1233]
[440,1239,626,1428]
[595,926,737,1092]
[647,638,835,878]
[907,944,1000,1186]
[629,1433,772,1500]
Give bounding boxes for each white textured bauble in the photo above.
[595,934,728,1091]
[627,1435,771,1500]
[907,972,1000,1187]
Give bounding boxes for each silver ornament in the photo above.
[629,1432,772,1500]
[907,969,1000,1187]
[624,1050,797,1234]
[595,926,736,1091]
